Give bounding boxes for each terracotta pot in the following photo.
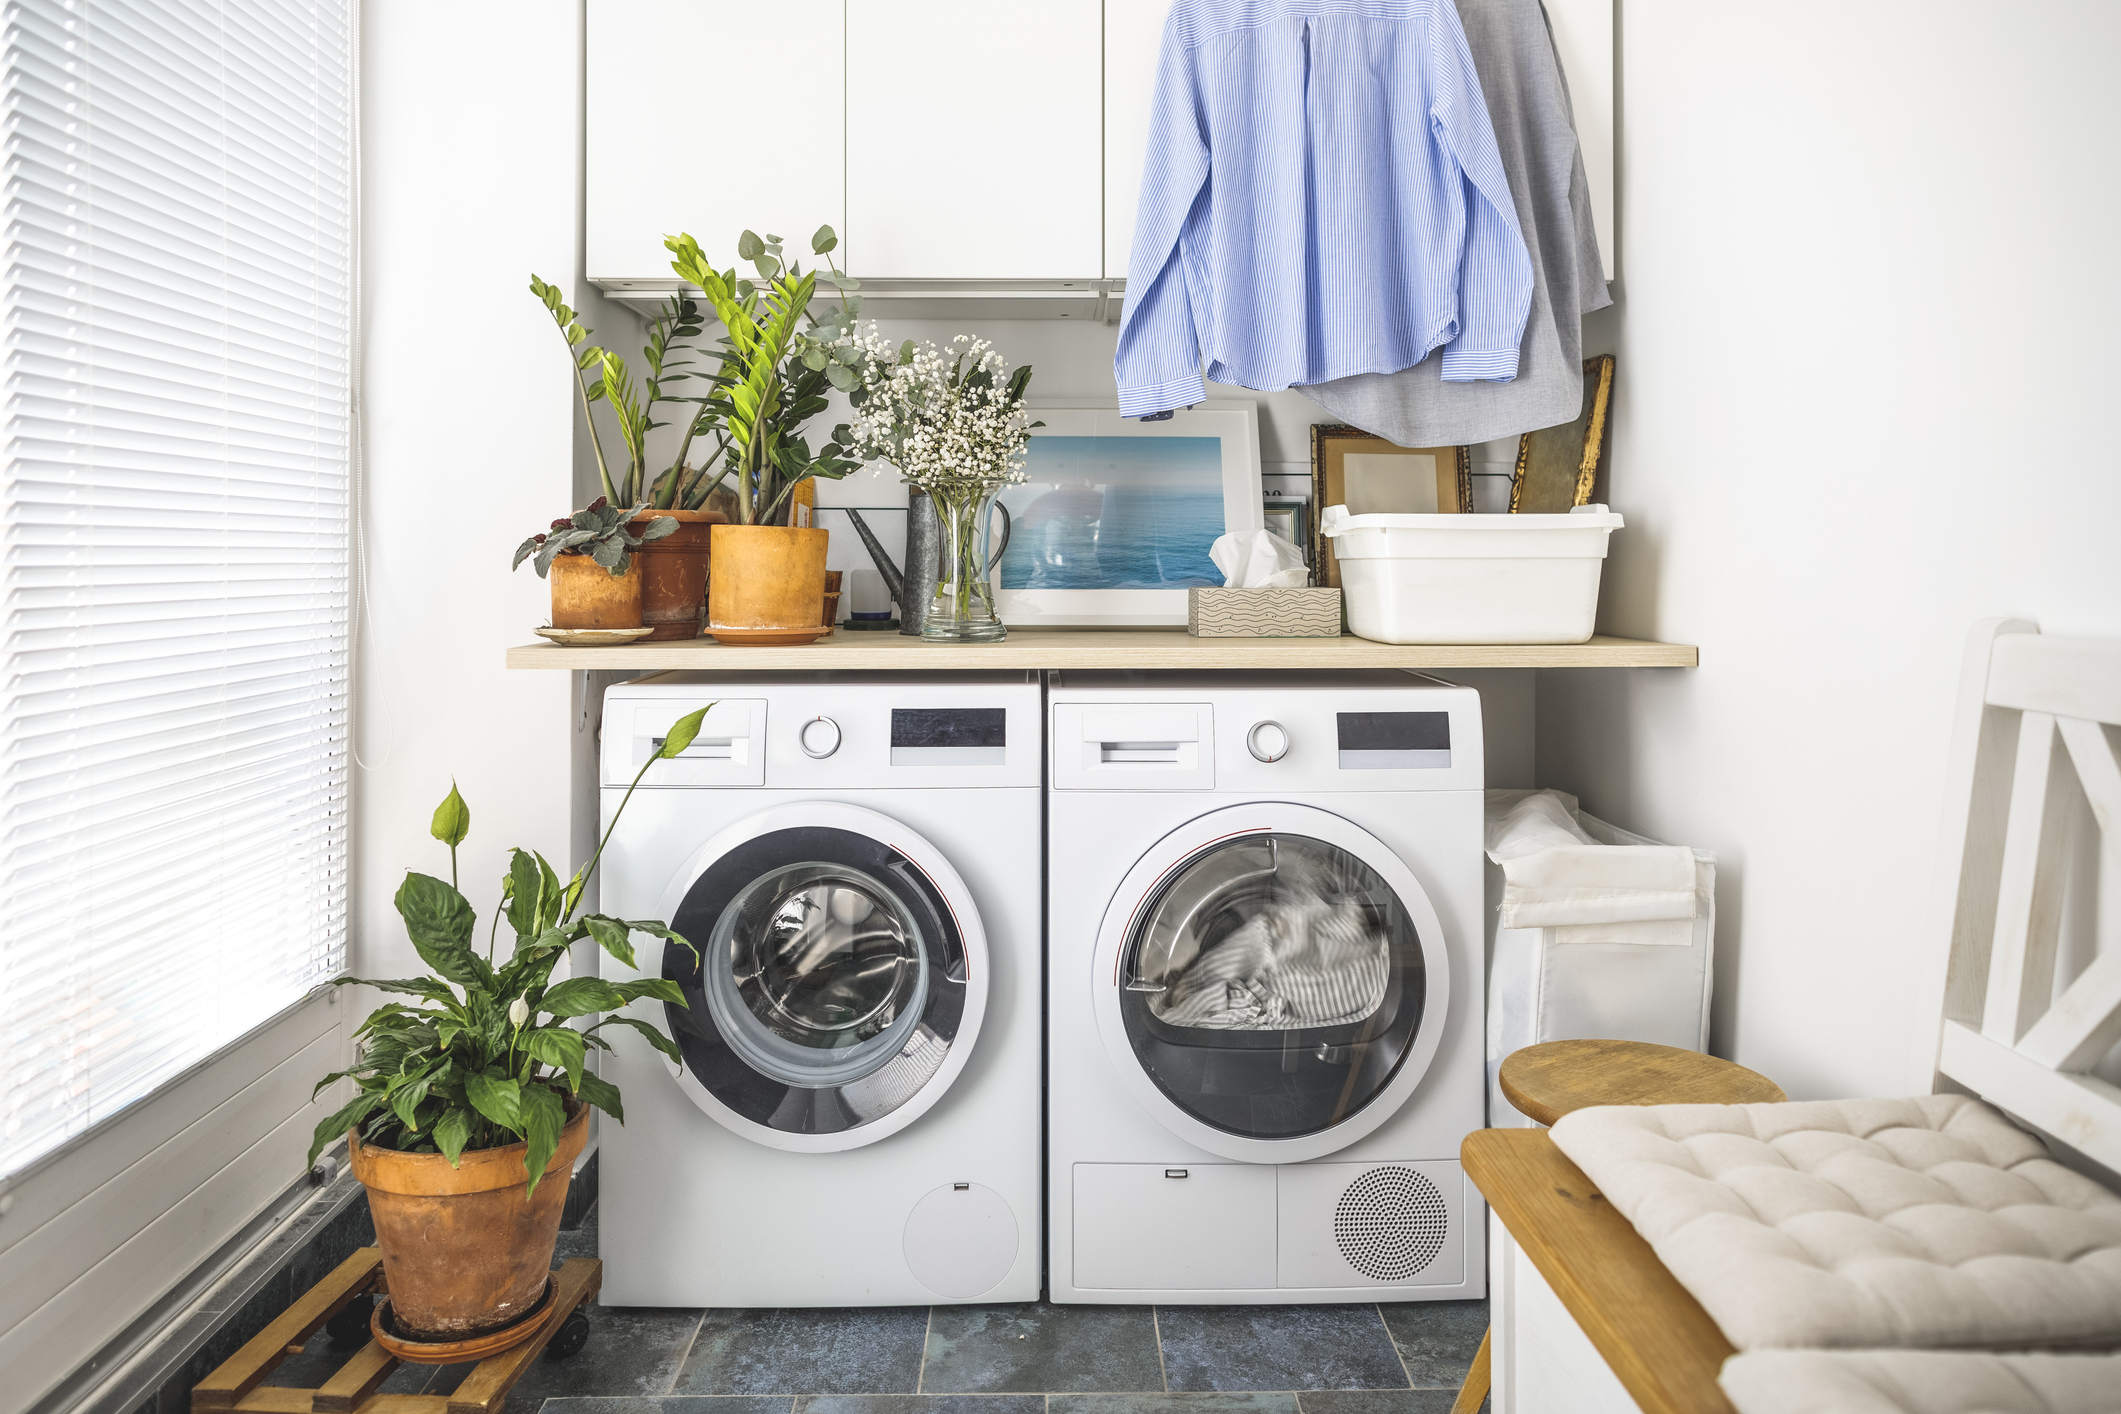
[349,1100,588,1344]
[820,570,843,636]
[630,507,727,641]
[549,553,642,629]
[707,524,830,633]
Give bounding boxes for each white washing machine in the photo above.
[1047,670,1487,1304]
[595,671,1041,1307]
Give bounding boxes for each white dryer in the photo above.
[1047,670,1486,1304]
[595,671,1041,1307]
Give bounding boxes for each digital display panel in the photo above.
[1336,711,1451,769]
[890,708,1007,765]
[891,708,1006,748]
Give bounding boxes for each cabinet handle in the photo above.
[1165,1169,1188,1179]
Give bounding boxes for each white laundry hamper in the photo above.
[1484,790,1716,1128]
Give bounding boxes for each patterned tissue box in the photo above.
[1186,587,1342,638]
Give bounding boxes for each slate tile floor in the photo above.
[269,1206,1487,1414]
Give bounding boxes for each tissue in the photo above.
[1210,528,1310,589]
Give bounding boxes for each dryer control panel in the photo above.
[1047,672,1482,793]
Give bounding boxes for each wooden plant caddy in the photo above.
[192,1248,599,1414]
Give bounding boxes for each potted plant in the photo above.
[305,706,710,1351]
[528,279,727,639]
[845,334,1038,641]
[665,227,866,641]
[512,497,676,632]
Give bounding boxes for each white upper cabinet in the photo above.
[845,1,1103,280]
[587,0,845,284]
[1103,1,1172,280]
[585,0,1613,303]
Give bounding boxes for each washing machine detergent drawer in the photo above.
[1072,1160,1467,1291]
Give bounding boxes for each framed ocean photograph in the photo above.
[993,402,1263,626]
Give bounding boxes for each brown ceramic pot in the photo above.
[549,553,643,629]
[707,524,830,635]
[349,1100,588,1345]
[630,507,727,641]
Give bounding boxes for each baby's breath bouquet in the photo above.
[845,331,1038,641]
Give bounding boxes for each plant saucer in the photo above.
[534,626,655,646]
[705,625,830,646]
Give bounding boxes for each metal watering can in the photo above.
[845,489,1012,637]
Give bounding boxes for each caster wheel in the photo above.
[325,1295,375,1349]
[546,1311,590,1361]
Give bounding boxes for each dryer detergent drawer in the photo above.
[1072,1163,1274,1290]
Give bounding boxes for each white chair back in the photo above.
[1915,618,2121,1171]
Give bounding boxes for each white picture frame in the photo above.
[995,401,1263,627]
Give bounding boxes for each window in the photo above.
[0,0,354,1178]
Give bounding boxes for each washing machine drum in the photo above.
[1094,802,1452,1164]
[659,804,984,1152]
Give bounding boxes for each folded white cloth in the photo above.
[1484,789,1700,929]
[1549,1095,2121,1353]
[1720,1349,2121,1414]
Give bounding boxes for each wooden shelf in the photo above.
[504,629,1696,672]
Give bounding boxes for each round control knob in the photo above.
[799,716,842,759]
[1246,720,1290,763]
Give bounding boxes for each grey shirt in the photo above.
[1301,0,1610,446]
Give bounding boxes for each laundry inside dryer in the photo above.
[1120,830,1428,1141]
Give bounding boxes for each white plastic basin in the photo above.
[1321,505,1624,645]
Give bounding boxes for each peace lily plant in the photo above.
[308,705,712,1196]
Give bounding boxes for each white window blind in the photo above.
[0,0,353,1179]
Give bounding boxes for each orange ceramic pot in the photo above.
[630,507,727,641]
[707,525,830,637]
[549,552,643,629]
[349,1100,588,1346]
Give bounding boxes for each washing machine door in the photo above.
[1091,801,1450,1164]
[655,801,987,1153]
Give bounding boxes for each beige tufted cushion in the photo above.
[1719,1349,2121,1414]
[1547,1095,2121,1351]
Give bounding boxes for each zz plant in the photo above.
[307,706,713,1194]
[663,226,865,524]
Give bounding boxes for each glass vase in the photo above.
[921,483,1008,642]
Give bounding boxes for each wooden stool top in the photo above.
[1499,1038,1786,1127]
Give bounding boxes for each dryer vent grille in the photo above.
[1334,1165,1448,1282]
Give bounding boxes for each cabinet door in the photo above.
[1103,1,1172,280]
[846,1,1101,279]
[588,0,845,281]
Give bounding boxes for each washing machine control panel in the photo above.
[602,682,1041,790]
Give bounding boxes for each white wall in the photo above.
[356,0,581,975]
[1536,0,2121,1100]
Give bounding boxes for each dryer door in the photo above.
[656,801,987,1153]
[1092,802,1451,1164]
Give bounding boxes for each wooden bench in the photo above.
[1455,620,2121,1413]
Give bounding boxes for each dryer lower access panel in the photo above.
[1071,1160,1471,1296]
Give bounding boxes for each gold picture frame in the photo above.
[1308,424,1472,588]
[1510,354,1615,513]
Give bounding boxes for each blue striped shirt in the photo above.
[1115,0,1536,417]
